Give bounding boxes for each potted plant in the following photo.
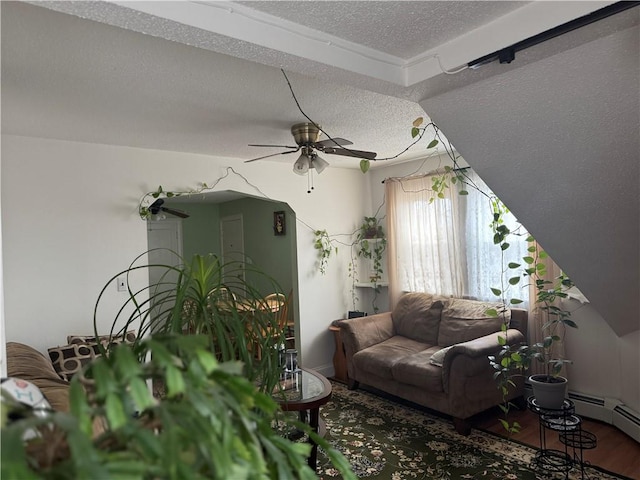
[490,242,578,419]
[356,217,387,313]
[95,251,292,392]
[359,216,384,239]
[1,252,355,479]
[526,267,577,409]
[312,217,387,314]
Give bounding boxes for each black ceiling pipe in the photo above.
[468,1,640,69]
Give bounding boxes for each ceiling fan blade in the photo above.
[323,147,377,160]
[245,148,300,163]
[161,207,190,219]
[313,137,353,148]
[248,144,299,149]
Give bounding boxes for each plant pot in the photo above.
[364,227,379,239]
[529,374,568,409]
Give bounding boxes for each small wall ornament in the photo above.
[274,211,286,236]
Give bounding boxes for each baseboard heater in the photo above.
[612,404,640,443]
[525,386,640,443]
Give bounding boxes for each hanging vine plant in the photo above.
[137,167,271,220]
[313,229,335,275]
[312,216,387,313]
[356,217,387,285]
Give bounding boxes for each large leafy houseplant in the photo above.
[1,252,355,479]
[489,239,578,425]
[98,251,290,392]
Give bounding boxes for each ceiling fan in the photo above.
[245,123,377,175]
[149,199,190,219]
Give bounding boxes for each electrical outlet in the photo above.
[117,277,127,292]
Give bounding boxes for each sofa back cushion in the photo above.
[392,292,444,345]
[437,298,509,347]
[7,342,61,381]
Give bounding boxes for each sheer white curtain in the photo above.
[385,170,529,308]
[462,171,530,307]
[385,174,466,306]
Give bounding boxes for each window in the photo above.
[386,170,529,306]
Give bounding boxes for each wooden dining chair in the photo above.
[264,291,295,349]
[252,291,295,358]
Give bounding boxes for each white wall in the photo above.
[564,299,640,412]
[1,135,367,375]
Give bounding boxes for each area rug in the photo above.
[316,382,628,480]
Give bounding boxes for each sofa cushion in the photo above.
[6,342,70,411]
[437,298,509,347]
[352,336,429,380]
[391,346,444,391]
[392,293,444,345]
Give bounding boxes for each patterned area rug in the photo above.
[316,382,628,480]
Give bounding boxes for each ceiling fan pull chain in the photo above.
[307,169,314,194]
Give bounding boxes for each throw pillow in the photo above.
[429,345,454,367]
[48,343,101,381]
[67,330,137,346]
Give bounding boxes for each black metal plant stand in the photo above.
[527,396,597,480]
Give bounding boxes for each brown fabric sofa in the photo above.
[337,292,527,434]
[6,342,71,412]
[6,341,106,436]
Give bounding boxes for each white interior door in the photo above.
[147,219,183,327]
[220,214,245,285]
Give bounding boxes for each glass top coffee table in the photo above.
[272,367,332,470]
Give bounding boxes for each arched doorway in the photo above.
[146,190,299,347]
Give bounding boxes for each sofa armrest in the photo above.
[336,312,395,356]
[441,328,525,393]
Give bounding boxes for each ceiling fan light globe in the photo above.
[293,154,310,175]
[311,154,329,174]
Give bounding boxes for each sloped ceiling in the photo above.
[2,1,638,335]
[421,11,639,335]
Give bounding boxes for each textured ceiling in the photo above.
[236,1,526,59]
[1,2,427,167]
[1,0,617,169]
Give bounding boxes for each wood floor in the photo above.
[471,406,640,479]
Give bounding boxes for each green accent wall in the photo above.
[180,203,221,260]
[173,196,296,299]
[219,198,295,298]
